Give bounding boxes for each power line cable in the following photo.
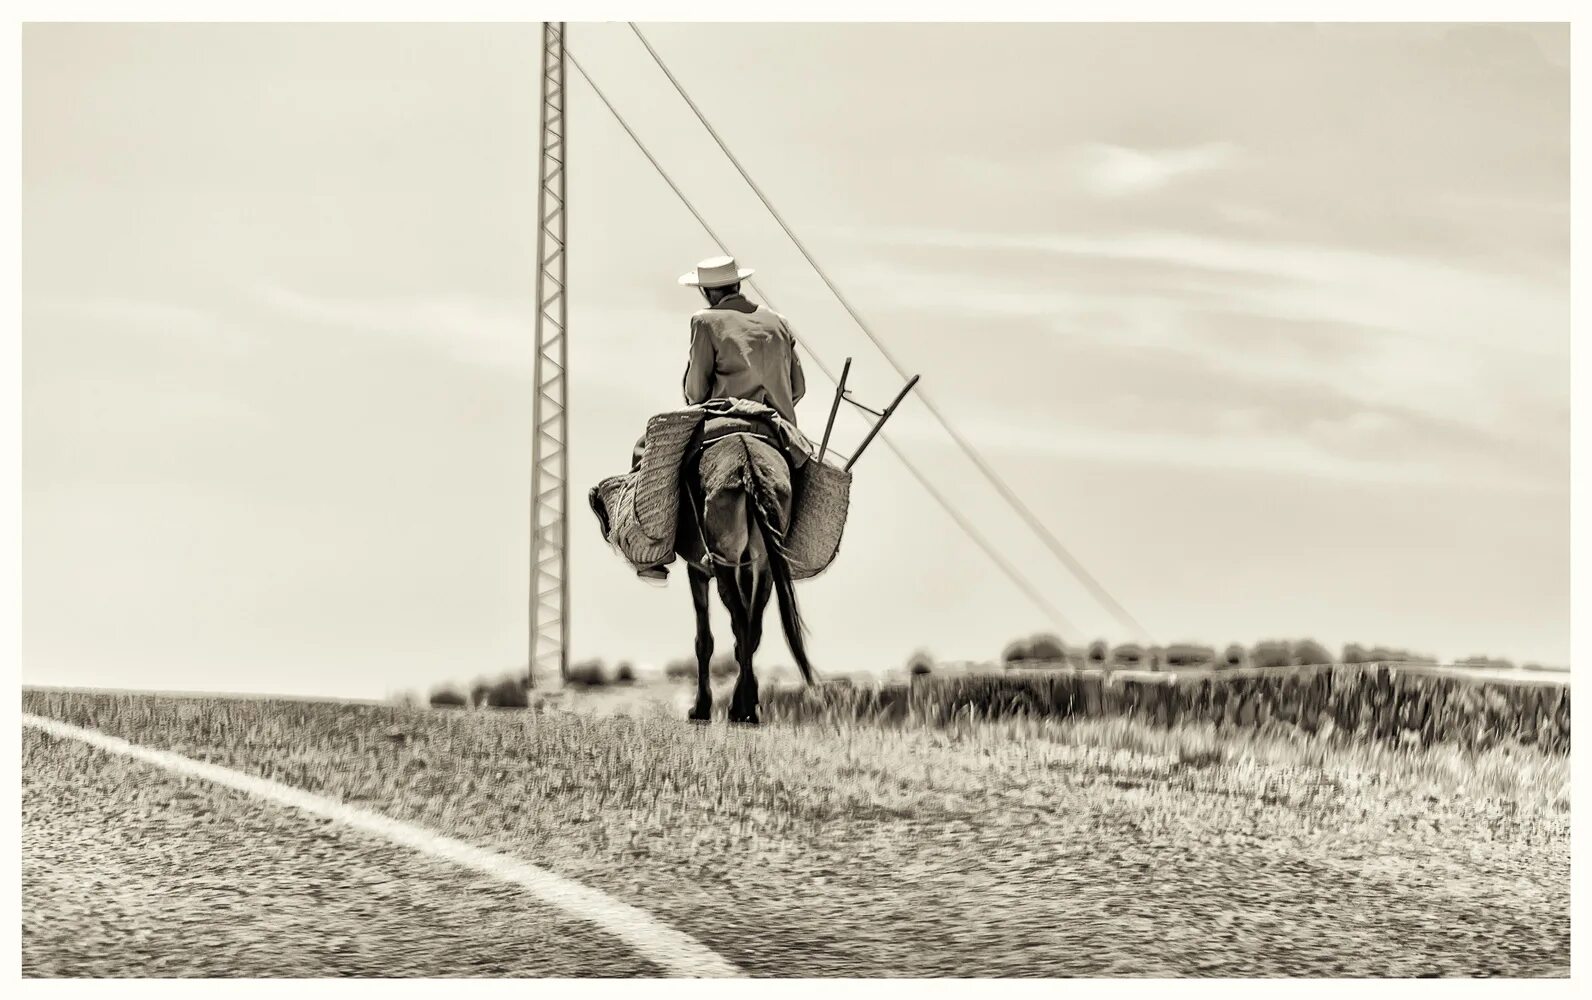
[566,49,1079,636]
[626,23,1151,643]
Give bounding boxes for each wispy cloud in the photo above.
[254,282,535,373]
[25,296,255,355]
[834,226,1562,353]
[810,221,1566,495]
[827,225,1565,435]
[249,282,688,406]
[944,142,1244,204]
[888,410,1553,493]
[1071,142,1242,197]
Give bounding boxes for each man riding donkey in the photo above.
[630,254,807,577]
[592,255,830,723]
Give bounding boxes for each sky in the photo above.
[21,22,1570,698]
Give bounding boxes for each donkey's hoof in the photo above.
[727,712,760,727]
[687,708,711,724]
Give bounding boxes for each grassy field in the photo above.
[23,685,1570,977]
[762,664,1571,754]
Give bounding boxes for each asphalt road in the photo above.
[23,732,653,978]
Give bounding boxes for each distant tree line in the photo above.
[417,660,639,710]
[989,633,1503,672]
[400,637,1527,711]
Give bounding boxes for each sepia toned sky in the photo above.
[22,22,1569,698]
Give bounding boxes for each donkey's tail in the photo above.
[746,459,815,686]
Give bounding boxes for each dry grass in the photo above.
[761,665,1571,756]
[750,667,1572,818]
[968,714,1568,812]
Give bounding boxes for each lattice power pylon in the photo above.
[529,21,569,688]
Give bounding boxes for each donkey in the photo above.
[676,427,815,724]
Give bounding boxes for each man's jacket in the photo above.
[683,293,806,426]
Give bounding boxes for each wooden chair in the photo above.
[815,357,921,470]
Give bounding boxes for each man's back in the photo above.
[683,292,805,426]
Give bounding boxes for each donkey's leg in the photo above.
[714,564,756,725]
[728,493,771,725]
[687,565,714,722]
[703,482,754,724]
[731,569,774,725]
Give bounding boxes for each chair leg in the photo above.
[845,374,921,471]
[817,357,851,465]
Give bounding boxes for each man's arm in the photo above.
[790,341,806,405]
[780,318,802,399]
[683,317,715,405]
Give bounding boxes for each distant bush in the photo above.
[1458,656,1515,671]
[906,649,935,676]
[1366,647,1438,665]
[566,659,608,687]
[1222,643,1247,669]
[482,673,529,708]
[1003,633,1069,666]
[665,656,757,683]
[1250,640,1292,669]
[614,661,637,684]
[1291,639,1333,666]
[1350,642,1436,664]
[1086,639,1108,664]
[1165,643,1216,668]
[1342,643,1370,664]
[429,686,468,708]
[1027,633,1068,662]
[664,658,696,682]
[1110,643,1145,667]
[469,679,492,707]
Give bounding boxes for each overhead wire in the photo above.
[565,48,1080,636]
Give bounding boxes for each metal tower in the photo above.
[530,21,569,687]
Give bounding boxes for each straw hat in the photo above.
[678,255,755,288]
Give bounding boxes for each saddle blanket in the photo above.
[588,399,850,580]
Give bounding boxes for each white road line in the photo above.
[22,712,741,978]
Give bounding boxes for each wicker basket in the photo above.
[590,475,674,566]
[591,408,850,578]
[787,458,851,579]
[632,410,706,542]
